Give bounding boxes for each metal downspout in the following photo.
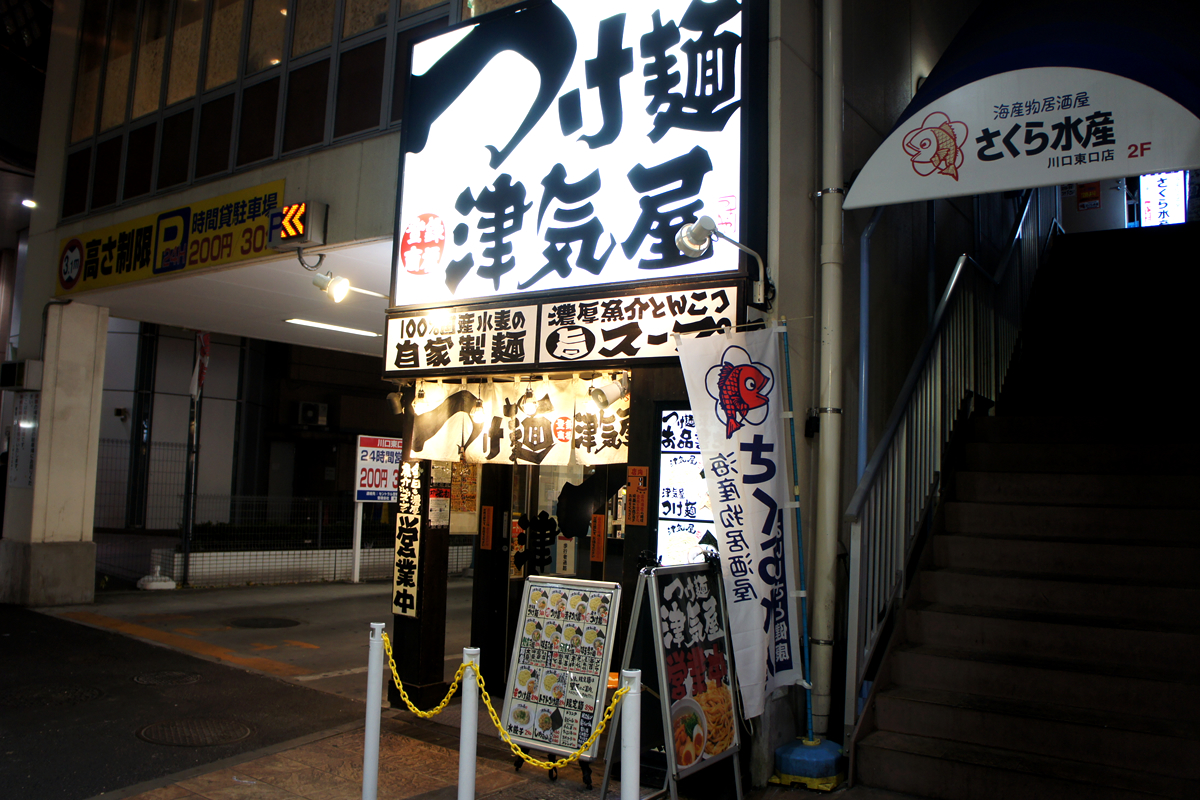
[812,0,844,737]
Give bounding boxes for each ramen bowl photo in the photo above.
[670,697,708,769]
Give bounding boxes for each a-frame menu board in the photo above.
[602,562,743,800]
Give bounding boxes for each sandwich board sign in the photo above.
[500,576,622,764]
[601,562,743,800]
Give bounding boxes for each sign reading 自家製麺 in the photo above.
[56,180,286,295]
[390,0,750,354]
[843,67,1200,209]
[676,326,803,719]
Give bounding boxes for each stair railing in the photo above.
[842,188,1059,742]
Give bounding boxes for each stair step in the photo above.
[891,645,1200,722]
[943,502,1200,541]
[955,472,1200,507]
[933,535,1200,582]
[962,442,1198,474]
[905,603,1200,673]
[873,686,1200,780]
[919,569,1200,625]
[856,730,1198,799]
[964,415,1194,445]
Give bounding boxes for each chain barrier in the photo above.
[380,632,630,770]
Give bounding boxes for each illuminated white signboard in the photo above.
[1139,171,1186,227]
[657,408,717,566]
[394,0,744,308]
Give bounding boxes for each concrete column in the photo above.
[1,302,109,605]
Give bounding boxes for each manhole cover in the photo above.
[137,718,251,747]
[227,617,301,629]
[134,671,203,686]
[1,685,103,708]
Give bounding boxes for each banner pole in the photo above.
[780,319,815,741]
[352,501,363,583]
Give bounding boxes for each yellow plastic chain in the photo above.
[474,669,629,770]
[380,632,630,770]
[382,632,466,718]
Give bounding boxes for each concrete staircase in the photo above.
[853,226,1200,799]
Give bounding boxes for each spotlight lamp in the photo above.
[312,271,350,302]
[471,396,487,423]
[590,373,630,410]
[413,383,427,414]
[386,391,404,415]
[675,214,771,308]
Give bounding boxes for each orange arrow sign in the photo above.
[281,203,306,238]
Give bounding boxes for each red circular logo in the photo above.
[552,416,573,443]
[400,213,446,275]
[59,239,83,291]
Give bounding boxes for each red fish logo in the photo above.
[704,346,774,439]
[902,112,967,181]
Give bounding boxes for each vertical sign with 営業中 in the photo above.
[501,577,620,761]
[355,436,403,502]
[677,325,804,720]
[56,180,286,295]
[393,462,423,618]
[657,409,718,566]
[625,466,649,527]
[590,514,606,562]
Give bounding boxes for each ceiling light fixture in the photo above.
[283,318,380,337]
[312,271,351,302]
[21,199,36,208]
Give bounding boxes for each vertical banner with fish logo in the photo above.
[676,326,803,719]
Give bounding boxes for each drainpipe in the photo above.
[812,0,844,737]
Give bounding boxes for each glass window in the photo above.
[71,0,109,142]
[62,148,93,217]
[157,108,193,188]
[195,94,235,177]
[167,0,204,104]
[246,0,287,74]
[291,0,333,57]
[132,0,170,118]
[462,0,520,19]
[205,0,245,90]
[100,0,139,131]
[342,0,387,39]
[237,77,280,165]
[124,122,157,198]
[391,18,444,122]
[283,60,330,151]
[334,39,382,137]
[91,136,123,207]
[400,0,440,17]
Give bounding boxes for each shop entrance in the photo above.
[468,462,626,690]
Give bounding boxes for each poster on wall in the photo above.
[501,577,621,760]
[8,391,39,489]
[677,325,803,719]
[451,462,478,512]
[394,1,745,308]
[657,409,718,566]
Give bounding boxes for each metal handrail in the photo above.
[842,187,1054,742]
[847,190,1033,519]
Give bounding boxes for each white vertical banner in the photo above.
[677,327,803,719]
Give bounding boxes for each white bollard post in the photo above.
[621,669,641,800]
[351,501,364,583]
[457,647,480,800]
[362,623,385,800]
